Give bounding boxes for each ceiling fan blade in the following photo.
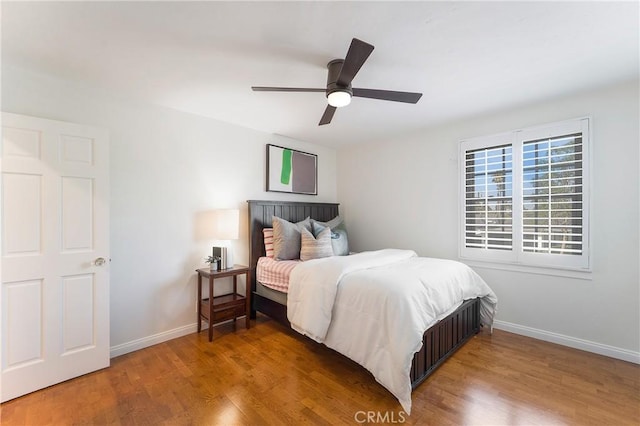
[352,88,423,104]
[252,86,325,92]
[319,105,337,125]
[336,38,374,87]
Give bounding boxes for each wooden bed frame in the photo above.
[247,200,481,388]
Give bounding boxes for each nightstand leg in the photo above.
[197,275,202,333]
[233,276,238,323]
[245,271,251,329]
[208,276,214,342]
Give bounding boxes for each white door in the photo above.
[1,112,110,402]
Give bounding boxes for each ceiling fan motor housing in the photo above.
[326,59,353,97]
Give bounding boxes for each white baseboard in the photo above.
[110,323,198,358]
[493,320,640,364]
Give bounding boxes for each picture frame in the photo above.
[266,144,318,195]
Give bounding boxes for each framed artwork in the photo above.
[266,144,318,195]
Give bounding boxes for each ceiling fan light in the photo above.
[327,90,352,108]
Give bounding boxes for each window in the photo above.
[460,118,590,270]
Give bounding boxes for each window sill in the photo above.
[460,258,593,280]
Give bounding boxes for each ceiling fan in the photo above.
[251,38,423,126]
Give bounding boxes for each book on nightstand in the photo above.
[212,246,227,270]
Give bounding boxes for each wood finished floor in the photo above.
[1,315,638,425]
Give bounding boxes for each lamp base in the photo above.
[225,249,234,269]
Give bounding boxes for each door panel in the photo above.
[60,134,94,165]
[1,112,109,402]
[61,177,94,251]
[3,279,43,369]
[3,173,42,255]
[2,126,41,160]
[62,274,95,353]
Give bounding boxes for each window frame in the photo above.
[458,117,591,272]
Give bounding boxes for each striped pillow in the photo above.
[300,227,333,261]
[263,228,274,258]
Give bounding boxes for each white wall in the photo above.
[2,64,338,354]
[338,79,639,361]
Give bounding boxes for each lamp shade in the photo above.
[210,209,239,240]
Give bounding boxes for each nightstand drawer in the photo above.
[212,305,245,322]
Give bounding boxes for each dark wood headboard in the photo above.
[247,200,340,293]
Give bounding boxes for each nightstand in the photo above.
[195,265,250,341]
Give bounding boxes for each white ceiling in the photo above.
[2,1,638,147]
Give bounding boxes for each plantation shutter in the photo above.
[522,133,583,255]
[464,144,513,251]
[460,117,589,271]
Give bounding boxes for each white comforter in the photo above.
[287,249,498,415]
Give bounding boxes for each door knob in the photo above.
[94,257,106,266]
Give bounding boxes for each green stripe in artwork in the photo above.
[280,149,292,184]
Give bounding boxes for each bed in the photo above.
[247,199,496,413]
